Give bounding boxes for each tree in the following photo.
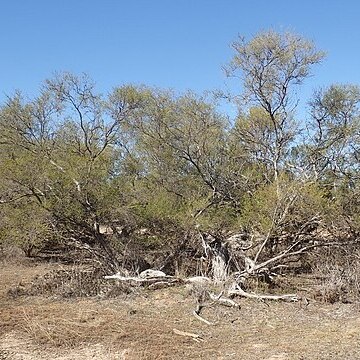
[109,86,230,218]
[307,84,360,181]
[1,31,359,303]
[217,31,348,289]
[226,30,325,183]
[306,84,360,232]
[0,73,123,270]
[108,86,237,275]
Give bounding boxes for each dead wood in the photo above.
[104,273,180,286]
[184,276,212,285]
[228,285,299,302]
[209,292,241,308]
[193,305,214,326]
[148,281,177,290]
[192,290,241,326]
[172,328,204,342]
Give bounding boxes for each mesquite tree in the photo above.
[226,30,325,183]
[0,32,359,294]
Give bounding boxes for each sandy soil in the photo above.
[1,260,360,359]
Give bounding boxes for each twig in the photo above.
[173,328,204,342]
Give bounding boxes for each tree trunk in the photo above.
[200,233,229,283]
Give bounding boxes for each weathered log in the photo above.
[228,286,299,302]
[104,273,180,286]
[200,232,229,283]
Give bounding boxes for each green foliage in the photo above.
[0,202,54,256]
[0,30,359,274]
[239,177,331,233]
[227,30,325,107]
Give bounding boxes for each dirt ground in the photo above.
[1,260,360,359]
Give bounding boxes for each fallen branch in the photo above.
[228,286,299,302]
[209,292,241,309]
[148,281,177,290]
[184,276,212,285]
[235,238,354,281]
[193,305,214,326]
[105,273,214,288]
[104,273,180,286]
[173,328,204,342]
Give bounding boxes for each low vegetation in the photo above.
[0,30,359,301]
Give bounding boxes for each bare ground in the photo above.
[1,260,360,359]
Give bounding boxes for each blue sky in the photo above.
[1,0,359,117]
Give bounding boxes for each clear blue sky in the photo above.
[1,0,359,115]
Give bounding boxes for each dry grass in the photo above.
[20,303,127,347]
[1,260,360,359]
[309,247,360,303]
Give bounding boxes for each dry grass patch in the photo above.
[2,261,360,359]
[20,302,127,348]
[7,265,133,299]
[0,293,196,358]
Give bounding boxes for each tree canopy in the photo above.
[0,30,359,289]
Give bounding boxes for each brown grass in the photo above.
[20,303,126,347]
[1,260,360,359]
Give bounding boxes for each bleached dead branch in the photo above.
[228,285,299,302]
